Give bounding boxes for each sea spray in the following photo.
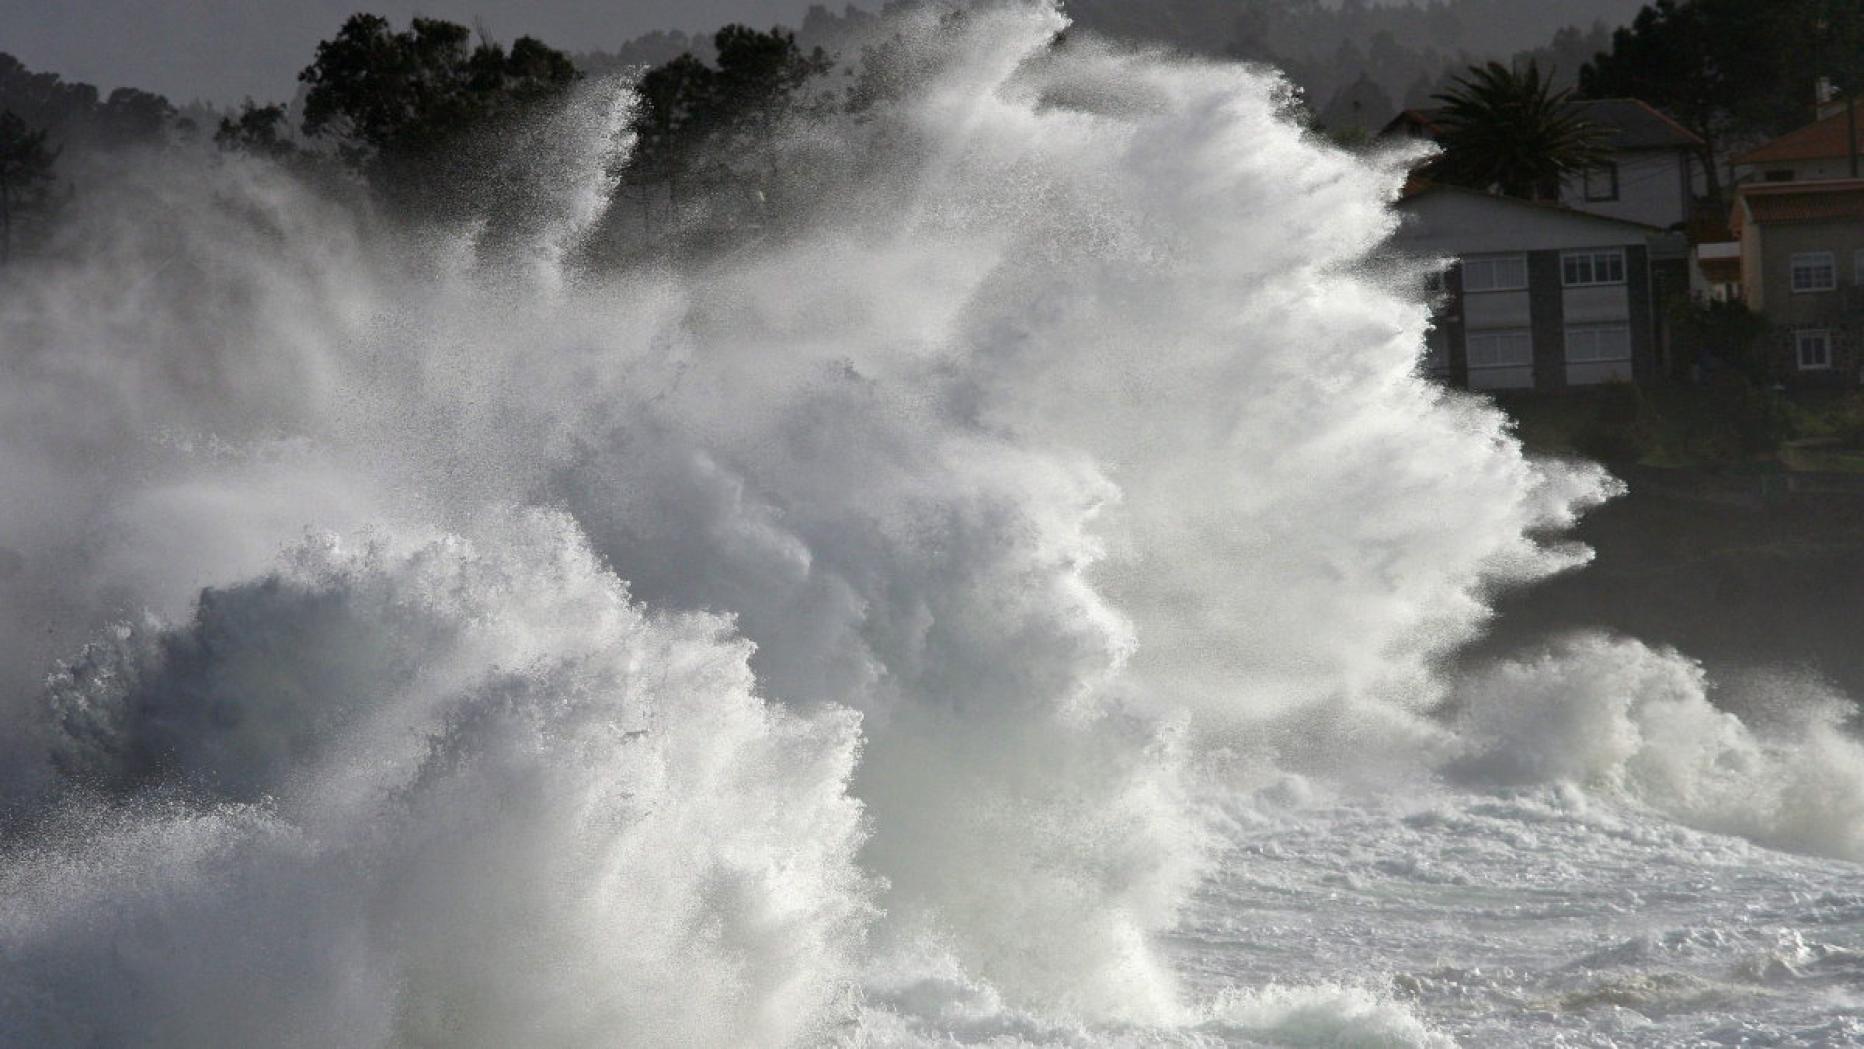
[8,512,874,1047]
[0,2,1859,1045]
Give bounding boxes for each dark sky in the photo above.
[0,1,843,105]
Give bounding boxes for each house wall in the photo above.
[1464,270,1533,389]
[1559,149,1691,229]
[1464,287,1530,328]
[1741,219,1767,312]
[1394,191,1661,392]
[1754,218,1864,327]
[1628,244,1658,384]
[1762,323,1863,388]
[1529,252,1567,391]
[1396,192,1662,255]
[1735,157,1864,183]
[1560,278,1633,385]
[1563,283,1629,324]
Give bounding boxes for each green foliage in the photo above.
[1425,61,1610,199]
[0,109,59,264]
[298,14,578,213]
[1509,381,1794,468]
[623,26,832,221]
[1666,295,1770,383]
[0,52,176,152]
[1580,0,1864,204]
[214,101,297,160]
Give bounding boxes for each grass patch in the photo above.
[1496,382,1864,473]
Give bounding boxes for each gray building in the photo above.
[1393,184,1672,392]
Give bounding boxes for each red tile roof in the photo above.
[1735,106,1864,165]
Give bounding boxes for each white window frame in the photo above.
[1561,249,1627,287]
[1465,328,1534,369]
[1461,254,1528,293]
[1564,324,1633,364]
[1790,251,1836,293]
[1795,329,1833,371]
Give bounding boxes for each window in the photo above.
[1565,325,1632,363]
[1562,249,1627,287]
[1461,254,1528,292]
[1423,327,1450,374]
[1854,249,1864,286]
[1466,329,1533,368]
[1423,269,1446,296]
[1791,252,1837,293]
[1795,329,1833,370]
[1582,163,1619,202]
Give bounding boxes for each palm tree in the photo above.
[1425,62,1609,201]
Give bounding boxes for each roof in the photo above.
[1381,108,1443,138]
[1734,107,1864,165]
[1565,99,1703,150]
[1732,179,1864,232]
[1398,180,1666,232]
[1379,98,1701,151]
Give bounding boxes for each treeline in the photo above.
[575,0,1641,138]
[5,0,1861,266]
[1579,0,1864,202]
[0,53,196,261]
[0,54,178,153]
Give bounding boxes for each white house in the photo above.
[1382,98,1705,231]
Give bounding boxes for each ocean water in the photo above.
[1,4,1860,1046]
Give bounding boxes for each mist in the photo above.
[2,2,1862,1046]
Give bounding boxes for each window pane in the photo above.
[1565,329,1590,361]
[1464,256,1525,292]
[1797,331,1832,369]
[1469,329,1531,367]
[1565,325,1630,362]
[1601,327,1629,359]
[1792,253,1835,292]
[1464,260,1488,292]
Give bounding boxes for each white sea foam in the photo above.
[1449,634,1864,862]
[5,512,873,1047]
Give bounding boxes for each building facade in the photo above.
[1731,104,1864,186]
[1383,99,1704,231]
[1394,185,1667,392]
[1730,180,1864,386]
